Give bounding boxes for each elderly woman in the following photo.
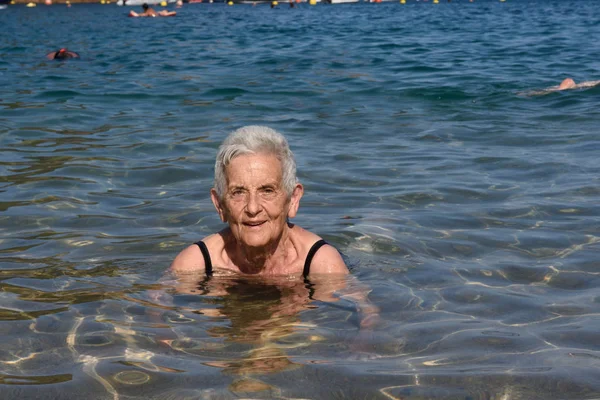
[170,126,348,277]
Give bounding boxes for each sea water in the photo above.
[1,0,600,398]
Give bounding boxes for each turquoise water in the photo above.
[2,0,600,398]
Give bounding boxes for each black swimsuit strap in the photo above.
[194,241,213,277]
[303,239,327,278]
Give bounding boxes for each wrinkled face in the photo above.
[211,153,302,249]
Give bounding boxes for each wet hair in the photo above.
[142,3,148,9]
[214,126,298,199]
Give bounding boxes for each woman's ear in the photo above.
[287,184,304,219]
[211,189,227,222]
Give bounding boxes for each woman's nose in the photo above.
[245,192,261,214]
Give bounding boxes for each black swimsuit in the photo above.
[194,239,328,278]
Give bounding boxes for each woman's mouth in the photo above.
[244,221,265,228]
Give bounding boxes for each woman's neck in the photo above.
[228,231,295,275]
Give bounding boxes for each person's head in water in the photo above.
[47,48,79,60]
[54,49,70,60]
[142,3,149,10]
[558,78,576,90]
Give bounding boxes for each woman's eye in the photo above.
[261,187,277,197]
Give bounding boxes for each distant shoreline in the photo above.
[8,0,180,4]
[10,0,118,4]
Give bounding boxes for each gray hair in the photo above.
[214,126,298,199]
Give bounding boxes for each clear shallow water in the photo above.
[2,0,600,398]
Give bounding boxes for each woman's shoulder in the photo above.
[289,225,348,274]
[169,244,200,273]
[309,245,348,274]
[169,233,224,273]
[289,224,320,241]
[288,225,323,252]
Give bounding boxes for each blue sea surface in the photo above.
[1,0,600,398]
